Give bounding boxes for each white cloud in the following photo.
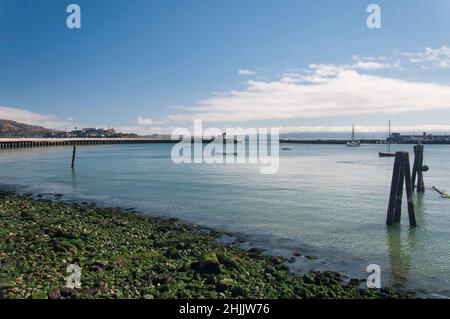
[402,46,450,69]
[279,125,450,134]
[310,60,399,73]
[279,72,304,84]
[117,125,175,136]
[309,64,341,77]
[166,65,450,123]
[137,116,154,126]
[352,55,387,62]
[0,106,74,130]
[352,61,400,70]
[238,69,255,76]
[123,124,450,136]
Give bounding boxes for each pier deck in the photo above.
[0,137,177,149]
[1,137,448,149]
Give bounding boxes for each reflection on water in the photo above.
[71,167,77,191]
[387,191,427,290]
[387,225,411,289]
[414,192,427,223]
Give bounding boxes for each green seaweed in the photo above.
[0,191,416,299]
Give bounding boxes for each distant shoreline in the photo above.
[2,137,450,149]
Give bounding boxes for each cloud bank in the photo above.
[278,124,450,134]
[137,116,154,126]
[402,46,450,69]
[238,69,255,76]
[0,106,74,130]
[167,64,450,123]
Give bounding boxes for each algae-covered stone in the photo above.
[303,274,316,285]
[165,247,180,259]
[197,252,221,274]
[60,287,75,297]
[31,291,48,299]
[218,254,239,270]
[50,238,81,253]
[231,286,247,297]
[270,256,285,265]
[216,278,236,292]
[48,288,61,299]
[0,282,15,290]
[0,191,415,300]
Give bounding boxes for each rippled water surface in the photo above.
[1,143,449,296]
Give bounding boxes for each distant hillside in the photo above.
[0,119,60,137]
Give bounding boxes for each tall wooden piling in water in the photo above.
[411,144,425,192]
[71,144,77,169]
[386,151,417,227]
[402,152,417,226]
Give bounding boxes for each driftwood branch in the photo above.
[432,186,450,199]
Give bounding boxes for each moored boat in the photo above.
[378,152,395,157]
[379,120,393,157]
[346,125,360,147]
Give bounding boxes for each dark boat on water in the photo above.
[378,152,396,157]
[379,120,395,158]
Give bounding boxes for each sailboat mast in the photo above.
[388,120,391,153]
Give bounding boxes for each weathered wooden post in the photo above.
[411,146,418,187]
[416,145,425,193]
[71,144,77,169]
[386,151,416,227]
[393,155,405,224]
[411,144,425,192]
[387,153,403,226]
[402,152,417,227]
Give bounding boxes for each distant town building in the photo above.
[388,132,450,143]
[0,119,140,138]
[70,128,117,138]
[44,127,138,138]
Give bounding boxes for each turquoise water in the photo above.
[1,143,449,296]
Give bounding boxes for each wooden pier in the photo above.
[1,137,448,149]
[280,139,450,145]
[0,138,178,149]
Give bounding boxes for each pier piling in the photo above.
[412,145,425,192]
[387,153,402,225]
[387,151,416,227]
[71,144,76,169]
[402,152,417,227]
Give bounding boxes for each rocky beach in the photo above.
[0,190,415,299]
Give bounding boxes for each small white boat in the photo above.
[347,125,361,147]
[347,141,361,147]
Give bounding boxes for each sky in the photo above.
[1,0,450,136]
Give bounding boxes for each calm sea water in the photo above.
[1,143,449,296]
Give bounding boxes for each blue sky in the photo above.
[1,0,450,135]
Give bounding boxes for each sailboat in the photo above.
[347,124,361,147]
[379,120,395,157]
